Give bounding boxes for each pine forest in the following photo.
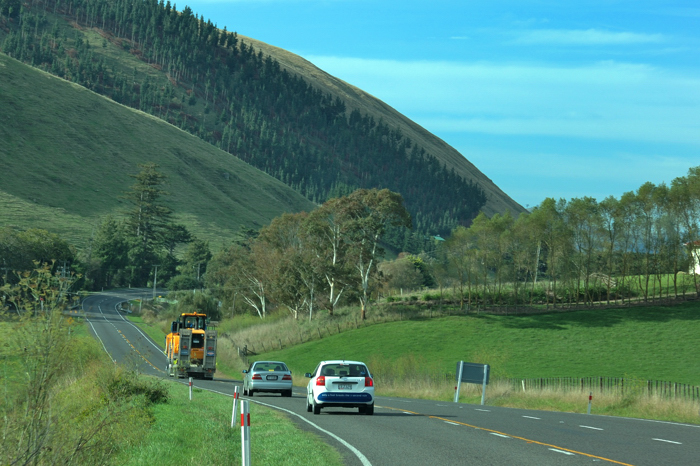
[0,0,488,252]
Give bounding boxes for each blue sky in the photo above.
[183,0,700,209]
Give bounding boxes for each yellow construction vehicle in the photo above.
[165,312,217,380]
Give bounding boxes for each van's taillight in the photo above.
[316,376,326,386]
[365,377,374,387]
[252,374,262,380]
[282,374,292,381]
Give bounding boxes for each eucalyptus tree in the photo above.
[508,212,539,305]
[599,196,622,303]
[615,191,638,303]
[564,197,603,304]
[469,212,514,304]
[305,198,354,316]
[670,167,700,296]
[441,226,477,310]
[632,182,666,301]
[658,184,685,298]
[256,212,323,320]
[527,198,571,306]
[341,189,411,320]
[203,244,247,318]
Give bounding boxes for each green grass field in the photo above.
[248,301,700,387]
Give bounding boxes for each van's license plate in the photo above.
[338,384,351,390]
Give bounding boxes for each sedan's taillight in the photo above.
[252,374,262,380]
[316,375,326,386]
[282,374,292,381]
[365,377,374,387]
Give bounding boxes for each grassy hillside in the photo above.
[1,0,525,246]
[244,302,700,387]
[0,53,315,250]
[242,35,525,217]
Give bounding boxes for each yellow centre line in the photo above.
[117,330,164,373]
[378,406,634,466]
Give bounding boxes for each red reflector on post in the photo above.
[240,413,250,427]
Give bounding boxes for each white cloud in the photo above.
[306,56,700,146]
[512,29,665,46]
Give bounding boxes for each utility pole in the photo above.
[152,265,161,299]
[1,259,8,284]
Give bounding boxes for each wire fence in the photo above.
[508,376,700,402]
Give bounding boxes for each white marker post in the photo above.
[587,391,592,415]
[231,386,240,428]
[454,361,464,403]
[241,399,251,466]
[189,377,193,401]
[480,365,489,406]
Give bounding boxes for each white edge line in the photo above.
[475,409,490,412]
[248,398,373,466]
[86,312,115,363]
[523,416,541,419]
[652,438,682,445]
[579,425,604,431]
[444,421,460,425]
[194,386,372,465]
[490,433,510,438]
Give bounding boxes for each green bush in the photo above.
[105,368,170,405]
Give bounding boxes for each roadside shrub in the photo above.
[105,368,170,405]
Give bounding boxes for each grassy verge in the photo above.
[113,379,342,466]
[376,377,700,424]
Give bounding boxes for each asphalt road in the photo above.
[83,290,700,465]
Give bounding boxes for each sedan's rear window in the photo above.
[320,364,368,377]
[253,362,288,371]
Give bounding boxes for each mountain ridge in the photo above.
[0,1,524,250]
[239,34,524,217]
